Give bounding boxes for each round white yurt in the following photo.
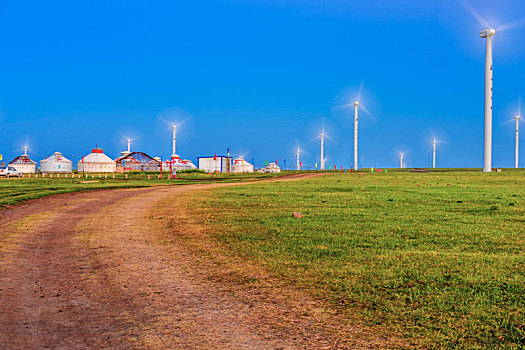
[265,162,281,173]
[170,155,197,171]
[77,148,116,173]
[231,158,254,173]
[9,152,37,174]
[40,152,73,174]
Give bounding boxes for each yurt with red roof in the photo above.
[231,157,254,173]
[77,148,116,173]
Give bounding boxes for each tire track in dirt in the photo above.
[0,175,412,349]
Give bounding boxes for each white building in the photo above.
[77,148,116,173]
[40,152,73,174]
[198,156,231,173]
[263,162,281,173]
[9,155,37,174]
[231,158,254,173]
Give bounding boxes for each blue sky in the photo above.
[1,0,524,168]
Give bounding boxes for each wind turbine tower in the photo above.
[353,101,359,170]
[127,139,131,153]
[432,139,437,169]
[481,28,495,172]
[171,124,177,158]
[400,152,404,169]
[515,114,520,168]
[24,145,28,156]
[320,132,325,170]
[296,147,300,171]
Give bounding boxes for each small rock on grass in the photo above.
[292,212,303,219]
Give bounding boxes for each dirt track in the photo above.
[0,175,409,349]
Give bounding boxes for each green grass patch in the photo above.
[0,171,287,206]
[197,170,525,349]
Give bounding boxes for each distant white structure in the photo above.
[231,158,254,173]
[515,114,520,168]
[167,155,197,171]
[77,148,116,173]
[40,152,73,173]
[320,132,325,170]
[198,156,230,173]
[263,162,281,173]
[9,146,37,174]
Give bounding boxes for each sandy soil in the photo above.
[0,175,413,349]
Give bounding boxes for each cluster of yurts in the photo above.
[7,146,260,174]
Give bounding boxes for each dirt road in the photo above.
[0,177,408,349]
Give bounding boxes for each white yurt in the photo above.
[9,148,37,174]
[77,148,116,173]
[9,155,37,174]
[170,155,197,171]
[40,152,73,174]
[231,158,254,173]
[265,162,281,173]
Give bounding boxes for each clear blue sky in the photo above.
[1,0,524,168]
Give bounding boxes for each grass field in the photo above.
[194,170,525,349]
[0,171,283,206]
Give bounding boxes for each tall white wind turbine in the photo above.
[320,131,325,170]
[172,124,177,159]
[335,82,374,170]
[480,28,495,172]
[400,152,404,169]
[353,101,359,170]
[296,146,301,170]
[458,0,525,171]
[515,114,520,168]
[432,138,438,168]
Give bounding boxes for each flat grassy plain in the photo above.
[0,171,283,206]
[195,170,525,349]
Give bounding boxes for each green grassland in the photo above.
[0,171,283,206]
[196,170,525,349]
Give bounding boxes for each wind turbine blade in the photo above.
[357,81,365,102]
[457,0,490,28]
[497,17,525,32]
[324,133,336,142]
[332,103,355,110]
[359,103,377,121]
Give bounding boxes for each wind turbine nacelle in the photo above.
[480,28,496,38]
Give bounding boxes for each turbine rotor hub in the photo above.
[480,28,496,38]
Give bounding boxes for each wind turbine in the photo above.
[515,114,520,168]
[335,82,374,170]
[353,101,359,170]
[320,131,325,170]
[312,129,332,170]
[399,152,405,169]
[171,124,177,159]
[432,139,437,168]
[458,0,525,172]
[480,28,495,172]
[296,146,301,170]
[158,109,192,160]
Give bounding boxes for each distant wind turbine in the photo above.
[432,138,443,168]
[320,131,325,170]
[515,114,521,168]
[296,146,301,170]
[336,82,374,170]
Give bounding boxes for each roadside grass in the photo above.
[0,171,285,207]
[194,170,525,349]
